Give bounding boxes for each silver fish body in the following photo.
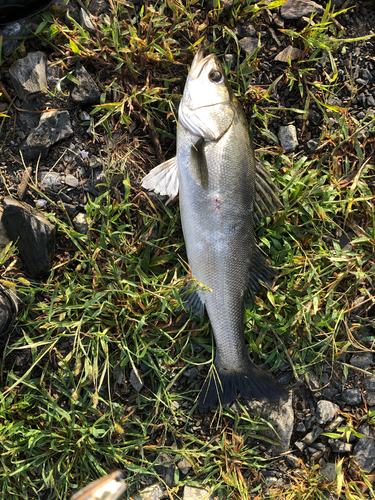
[142,50,286,408]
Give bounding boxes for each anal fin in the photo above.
[177,281,205,317]
[244,246,276,306]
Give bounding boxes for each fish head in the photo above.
[179,50,235,141]
[182,49,233,111]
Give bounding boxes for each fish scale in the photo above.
[142,49,287,408]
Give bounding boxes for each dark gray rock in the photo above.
[363,377,375,392]
[239,37,259,55]
[280,0,323,20]
[366,392,375,406]
[353,424,375,473]
[9,51,48,101]
[0,283,19,336]
[341,388,361,405]
[20,110,73,160]
[40,172,64,191]
[235,22,256,38]
[328,439,352,453]
[247,392,293,455]
[71,62,101,105]
[285,454,300,468]
[278,125,298,152]
[321,463,336,482]
[89,0,108,15]
[316,400,339,425]
[306,138,319,152]
[80,8,95,32]
[350,352,373,370]
[302,426,322,445]
[2,197,56,278]
[155,453,175,488]
[18,100,40,130]
[296,422,306,433]
[129,367,143,392]
[0,23,29,57]
[323,387,338,398]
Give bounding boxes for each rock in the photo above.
[296,422,306,433]
[302,426,322,445]
[18,100,40,130]
[155,453,175,488]
[323,388,338,398]
[129,367,143,392]
[234,22,256,38]
[208,0,233,10]
[306,138,319,152]
[278,125,298,152]
[321,463,336,482]
[224,53,235,70]
[350,352,373,370]
[239,37,259,55]
[89,155,103,169]
[0,283,19,336]
[132,483,164,500]
[328,439,352,453]
[280,0,323,20]
[80,8,95,32]
[40,172,64,191]
[0,218,11,249]
[177,458,192,475]
[64,174,79,188]
[341,388,361,405]
[325,416,345,431]
[73,213,89,234]
[71,62,101,105]
[275,46,303,62]
[183,486,213,500]
[363,377,375,392]
[285,454,301,468]
[2,197,56,278]
[9,51,48,101]
[89,0,108,16]
[316,401,339,425]
[353,424,375,472]
[295,441,305,451]
[20,110,73,160]
[247,392,293,455]
[0,23,29,57]
[366,392,375,406]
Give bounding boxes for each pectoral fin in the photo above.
[141,157,178,204]
[190,138,209,189]
[179,104,234,142]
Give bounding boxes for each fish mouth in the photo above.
[189,49,216,80]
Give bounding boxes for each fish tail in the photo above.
[198,356,287,409]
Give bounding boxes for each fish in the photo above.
[142,49,287,409]
[71,471,126,500]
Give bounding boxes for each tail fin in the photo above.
[198,356,287,409]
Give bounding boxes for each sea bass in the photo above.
[142,49,286,408]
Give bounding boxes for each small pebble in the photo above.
[341,388,361,405]
[36,199,47,208]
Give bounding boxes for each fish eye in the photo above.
[209,70,223,83]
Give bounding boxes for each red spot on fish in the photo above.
[211,196,221,212]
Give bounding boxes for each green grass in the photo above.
[0,0,375,498]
